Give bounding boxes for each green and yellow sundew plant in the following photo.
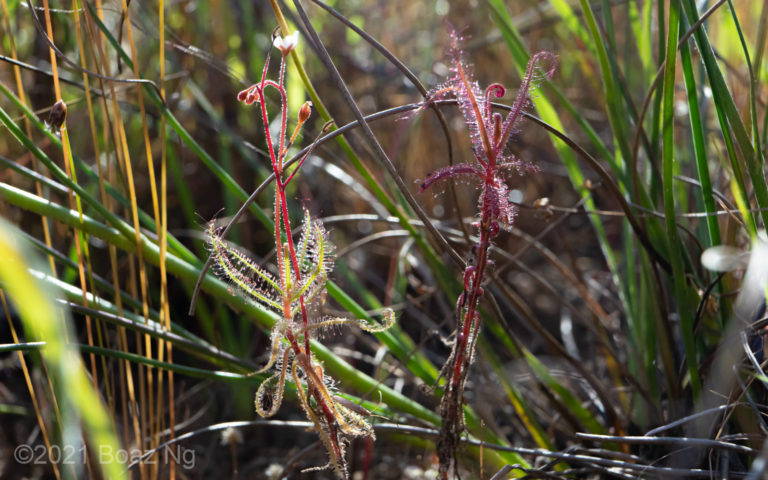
[206,31,394,478]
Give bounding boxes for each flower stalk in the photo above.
[209,31,393,478]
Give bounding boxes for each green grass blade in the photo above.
[681,0,768,231]
[0,220,125,480]
[679,29,720,247]
[577,0,631,165]
[661,2,700,398]
[0,87,199,264]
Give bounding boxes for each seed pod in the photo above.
[48,100,67,130]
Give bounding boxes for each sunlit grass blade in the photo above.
[679,26,720,248]
[0,220,126,480]
[661,1,700,398]
[680,0,768,232]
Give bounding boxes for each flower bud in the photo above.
[298,101,312,123]
[237,85,260,105]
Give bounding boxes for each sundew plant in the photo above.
[416,27,556,478]
[207,31,394,477]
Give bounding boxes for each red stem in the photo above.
[277,186,311,355]
[450,146,497,387]
[452,42,493,165]
[244,48,344,466]
[451,219,490,386]
[257,53,315,376]
[279,56,314,377]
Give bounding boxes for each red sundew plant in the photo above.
[417,28,556,478]
[207,31,393,478]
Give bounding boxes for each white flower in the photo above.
[264,463,284,480]
[273,31,299,55]
[219,426,243,446]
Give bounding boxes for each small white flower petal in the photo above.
[273,31,300,55]
[701,246,749,272]
[287,31,300,48]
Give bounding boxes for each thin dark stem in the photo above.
[306,0,471,244]
[191,98,666,318]
[26,0,163,97]
[291,0,465,268]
